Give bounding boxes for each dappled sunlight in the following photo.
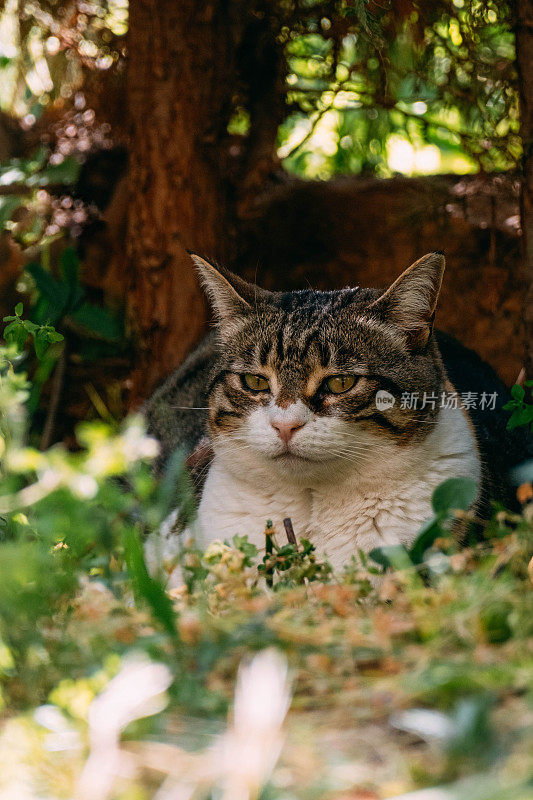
[386,135,475,176]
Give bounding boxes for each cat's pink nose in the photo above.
[271,419,304,443]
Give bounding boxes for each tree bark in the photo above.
[125,1,285,402]
[514,0,533,377]
[126,2,225,400]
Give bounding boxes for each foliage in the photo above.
[257,531,333,588]
[0,1,126,121]
[0,334,161,706]
[504,381,533,433]
[0,149,80,246]
[0,0,520,183]
[3,301,63,359]
[370,476,479,569]
[1,248,124,447]
[279,0,519,179]
[0,135,126,441]
[26,247,122,340]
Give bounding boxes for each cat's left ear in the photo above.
[190,253,252,323]
[189,253,274,339]
[369,251,445,349]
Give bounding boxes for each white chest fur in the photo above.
[195,406,481,569]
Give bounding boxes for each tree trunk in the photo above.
[514,0,533,378]
[125,1,285,402]
[126,2,226,401]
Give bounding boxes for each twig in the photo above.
[0,473,62,513]
[282,100,335,159]
[283,517,297,546]
[265,519,274,588]
[0,185,32,196]
[0,183,75,196]
[283,40,345,160]
[40,344,66,450]
[85,382,115,424]
[515,367,526,387]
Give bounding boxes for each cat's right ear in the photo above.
[368,251,445,350]
[189,253,252,324]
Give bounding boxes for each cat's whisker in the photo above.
[170,406,210,410]
[215,443,258,458]
[187,442,257,489]
[315,447,371,459]
[221,439,373,462]
[315,434,392,448]
[410,418,447,424]
[325,447,370,459]
[214,447,254,459]
[311,434,395,455]
[187,453,213,483]
[319,450,363,469]
[338,422,436,437]
[217,431,401,460]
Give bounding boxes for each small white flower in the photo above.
[40,468,61,489]
[76,654,172,800]
[213,649,292,800]
[71,474,99,499]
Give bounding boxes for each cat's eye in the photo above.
[326,375,356,394]
[243,373,270,392]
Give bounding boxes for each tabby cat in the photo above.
[145,252,529,571]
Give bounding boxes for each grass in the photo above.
[1,502,532,799]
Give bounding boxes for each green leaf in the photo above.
[60,247,79,286]
[69,286,84,313]
[510,384,525,401]
[447,695,496,761]
[33,331,49,361]
[45,329,64,344]
[0,196,21,229]
[3,299,64,360]
[369,544,412,570]
[26,262,61,300]
[3,319,28,351]
[479,601,512,644]
[26,263,69,323]
[32,295,53,326]
[23,320,38,335]
[27,348,59,413]
[26,156,80,187]
[507,406,533,430]
[409,517,444,564]
[59,247,84,310]
[232,534,258,565]
[432,477,478,515]
[70,303,122,341]
[123,527,177,639]
[35,327,63,360]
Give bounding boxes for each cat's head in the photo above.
[191,252,447,484]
